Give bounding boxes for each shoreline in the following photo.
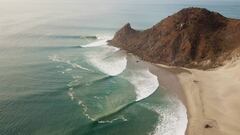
[154,64,191,135]
[128,51,240,135]
[156,59,240,135]
[111,45,240,135]
[126,54,188,135]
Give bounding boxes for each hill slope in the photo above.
[109,8,240,69]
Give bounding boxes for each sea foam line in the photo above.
[82,36,159,101]
[86,50,127,76]
[81,35,113,48]
[78,99,96,121]
[143,97,188,135]
[121,69,159,101]
[48,55,91,72]
[119,55,160,102]
[68,35,160,123]
[98,115,128,124]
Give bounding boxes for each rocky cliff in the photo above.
[108,8,240,69]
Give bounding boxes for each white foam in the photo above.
[175,102,188,135]
[88,52,127,76]
[120,68,159,101]
[85,45,127,76]
[78,99,95,121]
[81,35,113,48]
[82,39,108,47]
[81,36,127,76]
[148,98,188,135]
[68,90,74,101]
[98,115,128,124]
[96,35,113,40]
[65,68,73,72]
[84,40,159,100]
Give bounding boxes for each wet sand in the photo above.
[127,54,188,134]
[157,59,240,135]
[125,52,240,135]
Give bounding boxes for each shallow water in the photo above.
[1,1,240,135]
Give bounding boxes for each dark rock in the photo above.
[205,124,213,128]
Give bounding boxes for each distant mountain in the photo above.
[109,7,240,69]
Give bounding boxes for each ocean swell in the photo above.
[83,37,127,76]
[120,68,159,101]
[49,36,161,123]
[48,55,91,72]
[67,76,136,121]
[82,37,159,101]
[87,49,127,76]
[80,35,113,48]
[119,55,159,101]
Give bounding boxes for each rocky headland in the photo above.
[109,7,240,135]
[109,7,240,69]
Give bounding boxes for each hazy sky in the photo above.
[0,0,239,36]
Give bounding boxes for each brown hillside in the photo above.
[109,7,240,69]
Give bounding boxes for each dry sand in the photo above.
[128,53,240,135]
[161,59,240,135]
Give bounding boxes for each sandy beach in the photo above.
[156,59,240,135]
[125,54,188,134]
[109,5,240,135]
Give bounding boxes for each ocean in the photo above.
[0,1,239,135]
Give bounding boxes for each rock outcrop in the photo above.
[108,7,240,69]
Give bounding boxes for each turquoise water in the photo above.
[1,1,240,135]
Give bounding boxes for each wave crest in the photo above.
[80,35,113,48]
[120,56,159,101]
[83,36,127,76]
[144,98,188,135]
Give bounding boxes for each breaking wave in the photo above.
[121,68,159,101]
[86,48,127,76]
[119,56,159,101]
[81,36,159,101]
[49,35,97,40]
[67,77,135,122]
[143,98,188,135]
[82,36,127,76]
[80,35,113,47]
[55,35,186,135]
